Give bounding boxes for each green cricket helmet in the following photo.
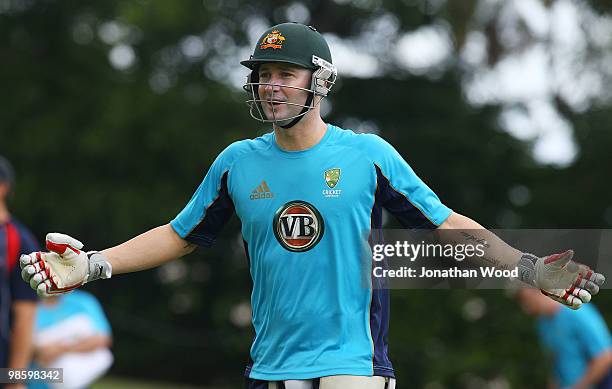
[241,22,338,128]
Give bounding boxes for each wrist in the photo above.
[517,252,539,286]
[86,251,112,282]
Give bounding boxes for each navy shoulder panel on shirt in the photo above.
[329,125,451,228]
[171,133,274,246]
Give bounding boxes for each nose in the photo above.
[263,75,282,93]
[261,77,283,101]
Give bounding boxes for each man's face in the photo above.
[257,63,312,122]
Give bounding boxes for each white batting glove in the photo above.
[20,233,112,297]
[518,250,605,309]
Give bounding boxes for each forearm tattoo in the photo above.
[454,232,510,270]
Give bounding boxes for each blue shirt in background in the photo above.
[34,290,111,336]
[537,304,612,388]
[29,290,111,389]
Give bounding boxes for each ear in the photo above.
[0,182,9,198]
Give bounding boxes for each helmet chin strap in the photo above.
[278,92,314,129]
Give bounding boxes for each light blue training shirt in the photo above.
[171,124,451,380]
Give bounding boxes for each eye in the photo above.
[258,72,270,80]
[281,72,294,78]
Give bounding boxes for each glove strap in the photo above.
[517,253,539,286]
[86,251,112,282]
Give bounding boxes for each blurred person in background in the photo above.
[18,22,606,389]
[516,287,612,389]
[29,290,112,389]
[0,156,38,389]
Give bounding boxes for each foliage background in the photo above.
[2,0,612,387]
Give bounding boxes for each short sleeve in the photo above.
[170,143,241,247]
[365,134,451,228]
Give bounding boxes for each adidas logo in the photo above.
[250,180,274,200]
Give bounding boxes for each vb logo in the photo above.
[273,200,324,252]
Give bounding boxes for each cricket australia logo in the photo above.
[323,168,342,198]
[273,200,324,252]
[324,168,340,188]
[260,30,286,50]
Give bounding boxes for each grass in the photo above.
[91,376,227,389]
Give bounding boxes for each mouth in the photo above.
[264,101,286,109]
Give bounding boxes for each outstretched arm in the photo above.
[101,224,196,274]
[20,224,196,296]
[437,212,605,309]
[438,211,522,270]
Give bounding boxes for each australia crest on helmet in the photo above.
[260,29,286,49]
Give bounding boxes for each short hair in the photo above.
[0,155,15,187]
